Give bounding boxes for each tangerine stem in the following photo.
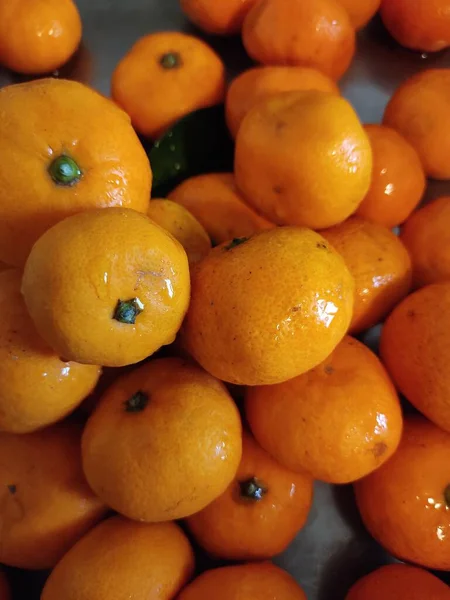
[124,391,149,413]
[239,477,268,501]
[48,154,82,186]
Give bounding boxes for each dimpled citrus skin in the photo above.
[380,282,450,433]
[0,270,100,434]
[383,69,450,180]
[235,91,372,229]
[180,0,258,35]
[147,199,211,266]
[183,227,354,386]
[242,0,355,80]
[338,0,381,29]
[111,32,226,139]
[400,196,450,288]
[41,516,195,600]
[356,125,426,229]
[22,208,190,367]
[0,423,106,570]
[0,78,151,267]
[82,358,242,522]
[177,563,307,600]
[246,336,403,484]
[321,217,412,334]
[380,0,450,52]
[226,66,339,139]
[346,564,450,600]
[355,417,450,570]
[0,0,81,74]
[185,432,313,560]
[168,173,273,244]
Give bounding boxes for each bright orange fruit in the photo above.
[185,432,313,560]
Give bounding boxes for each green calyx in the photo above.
[124,390,149,413]
[48,154,82,186]
[160,52,182,69]
[113,298,144,325]
[445,484,450,507]
[225,237,248,251]
[239,477,268,502]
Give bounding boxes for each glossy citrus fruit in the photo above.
[246,336,403,484]
[168,173,273,244]
[380,282,450,433]
[380,0,450,52]
[355,416,450,570]
[112,32,226,139]
[346,563,450,600]
[185,432,313,560]
[148,199,211,266]
[0,78,151,267]
[177,563,307,600]
[0,423,106,570]
[235,91,372,229]
[384,69,450,180]
[400,196,450,288]
[183,227,354,386]
[41,516,195,600]
[180,0,258,35]
[82,358,242,522]
[242,0,355,80]
[355,124,426,229]
[0,269,100,434]
[22,208,190,367]
[321,216,412,334]
[338,0,381,29]
[226,65,339,138]
[0,0,82,74]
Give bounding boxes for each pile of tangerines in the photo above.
[1,0,450,599]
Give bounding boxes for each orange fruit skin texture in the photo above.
[177,563,307,600]
[383,69,450,180]
[235,91,372,230]
[22,208,190,368]
[0,570,10,600]
[185,432,313,560]
[41,516,195,600]
[0,0,81,74]
[82,358,242,522]
[242,0,356,80]
[168,173,273,244]
[380,0,450,52]
[356,125,426,229]
[183,227,354,386]
[0,78,151,267]
[147,199,212,266]
[225,66,339,139]
[180,0,258,35]
[0,269,100,434]
[111,32,226,139]
[0,423,107,570]
[337,0,381,30]
[380,282,450,433]
[400,196,450,288]
[246,336,403,484]
[321,217,412,334]
[355,416,450,570]
[345,563,450,600]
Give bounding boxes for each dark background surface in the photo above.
[1,1,450,598]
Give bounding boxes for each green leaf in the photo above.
[146,104,234,198]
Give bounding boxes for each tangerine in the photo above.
[22,208,190,367]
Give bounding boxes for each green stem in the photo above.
[48,155,82,186]
[124,391,149,413]
[113,298,144,325]
[239,477,268,502]
[160,52,182,69]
